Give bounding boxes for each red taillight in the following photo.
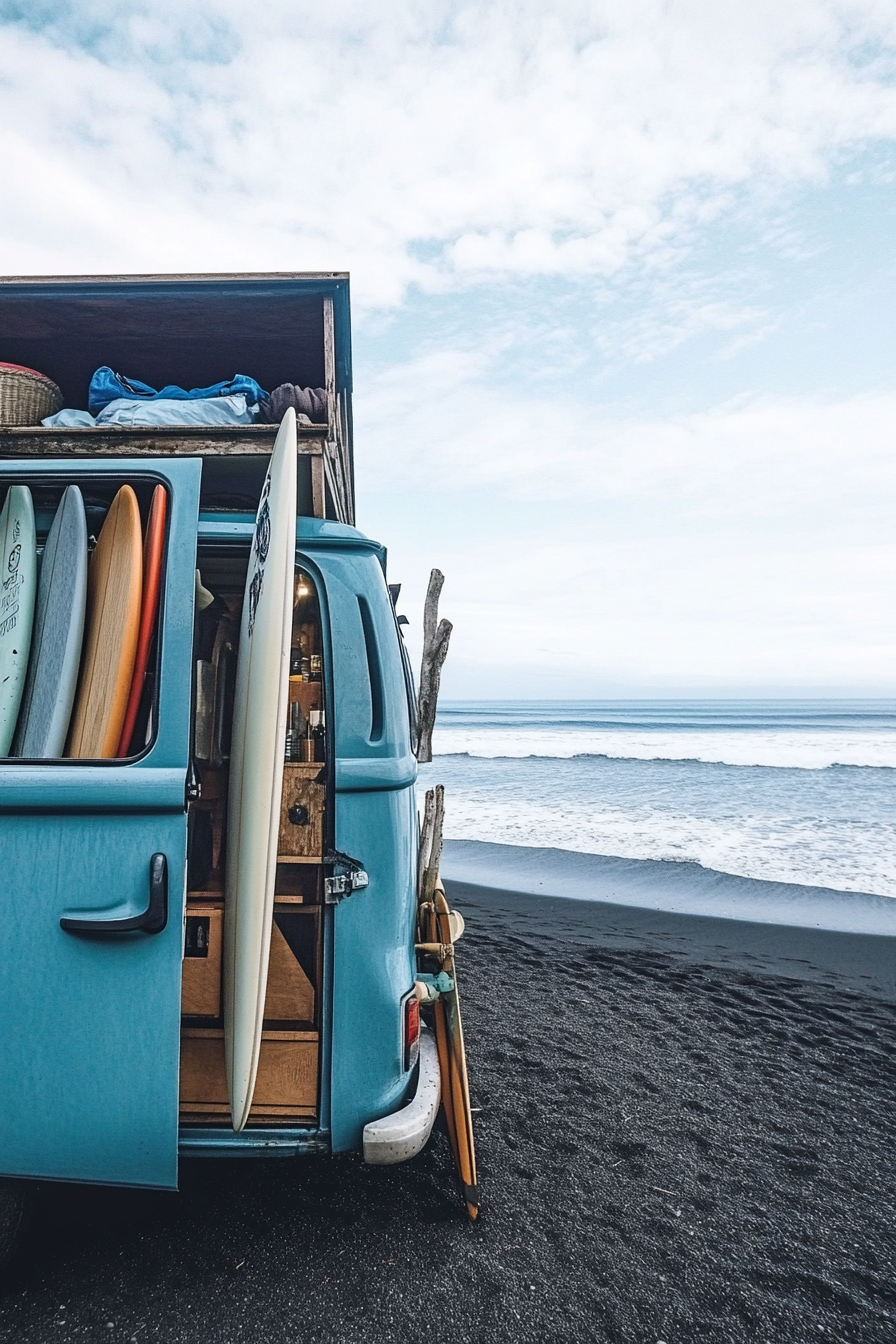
[404,994,420,1070]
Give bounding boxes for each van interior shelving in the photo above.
[181,554,328,1125]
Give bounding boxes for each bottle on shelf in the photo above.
[284,701,306,762]
[310,709,326,762]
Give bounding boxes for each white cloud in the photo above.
[358,352,896,515]
[2,0,894,693]
[1,2,895,303]
[360,377,896,692]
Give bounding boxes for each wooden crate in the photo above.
[181,903,223,1017]
[264,917,316,1022]
[181,904,316,1022]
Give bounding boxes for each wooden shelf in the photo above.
[0,424,329,457]
[182,1028,317,1042]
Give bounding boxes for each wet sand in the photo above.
[1,877,895,1343]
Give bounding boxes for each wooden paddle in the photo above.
[417,784,479,1220]
[433,886,479,1220]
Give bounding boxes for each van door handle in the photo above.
[60,854,168,936]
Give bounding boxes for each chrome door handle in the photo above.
[60,854,168,935]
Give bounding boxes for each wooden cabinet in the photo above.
[277,764,325,859]
[181,903,223,1017]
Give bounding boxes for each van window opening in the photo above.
[357,595,384,743]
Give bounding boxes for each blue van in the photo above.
[0,274,441,1264]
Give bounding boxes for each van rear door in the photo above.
[310,539,418,1151]
[0,459,199,1189]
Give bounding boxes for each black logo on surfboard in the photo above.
[247,483,271,638]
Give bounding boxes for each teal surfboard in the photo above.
[13,485,88,758]
[0,485,37,755]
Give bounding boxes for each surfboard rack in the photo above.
[0,275,356,525]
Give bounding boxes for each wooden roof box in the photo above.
[0,273,354,522]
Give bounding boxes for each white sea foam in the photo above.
[419,702,896,899]
[432,726,896,770]
[427,788,896,898]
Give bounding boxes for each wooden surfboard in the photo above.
[12,484,87,758]
[117,484,167,757]
[425,888,479,1220]
[224,410,298,1132]
[67,485,143,759]
[0,485,37,756]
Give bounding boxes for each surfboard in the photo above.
[67,484,143,759]
[117,484,167,757]
[12,485,87,758]
[0,485,37,756]
[224,409,298,1132]
[423,887,479,1220]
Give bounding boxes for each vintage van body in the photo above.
[0,275,439,1245]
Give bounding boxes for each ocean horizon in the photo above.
[418,699,896,900]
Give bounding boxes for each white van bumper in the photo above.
[362,1024,441,1165]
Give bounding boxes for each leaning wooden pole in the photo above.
[416,569,452,764]
[415,785,478,1220]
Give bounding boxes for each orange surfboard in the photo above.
[117,484,167,757]
[420,889,479,1220]
[67,485,143,759]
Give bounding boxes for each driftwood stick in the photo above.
[421,784,445,906]
[417,569,452,764]
[422,569,444,649]
[418,787,436,901]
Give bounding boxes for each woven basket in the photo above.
[0,363,64,426]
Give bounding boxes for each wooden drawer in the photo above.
[181,903,223,1017]
[179,1030,318,1122]
[278,764,325,858]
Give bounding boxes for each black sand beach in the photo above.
[2,860,895,1344]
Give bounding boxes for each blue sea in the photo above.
[417,701,896,899]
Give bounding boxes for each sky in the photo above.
[1,1,895,696]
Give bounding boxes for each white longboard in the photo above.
[0,485,37,756]
[224,410,298,1131]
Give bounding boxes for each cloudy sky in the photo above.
[2,1,895,696]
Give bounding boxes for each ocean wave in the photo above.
[433,748,894,771]
[416,757,896,899]
[431,728,896,770]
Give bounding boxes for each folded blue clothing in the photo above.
[42,408,96,428]
[88,367,268,414]
[43,394,260,429]
[98,394,259,426]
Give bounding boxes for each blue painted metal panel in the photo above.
[0,768,185,810]
[308,544,419,1151]
[179,1128,329,1158]
[0,813,188,1187]
[312,546,416,779]
[0,458,199,1188]
[330,786,418,1150]
[334,757,417,792]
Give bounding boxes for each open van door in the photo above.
[0,459,200,1189]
